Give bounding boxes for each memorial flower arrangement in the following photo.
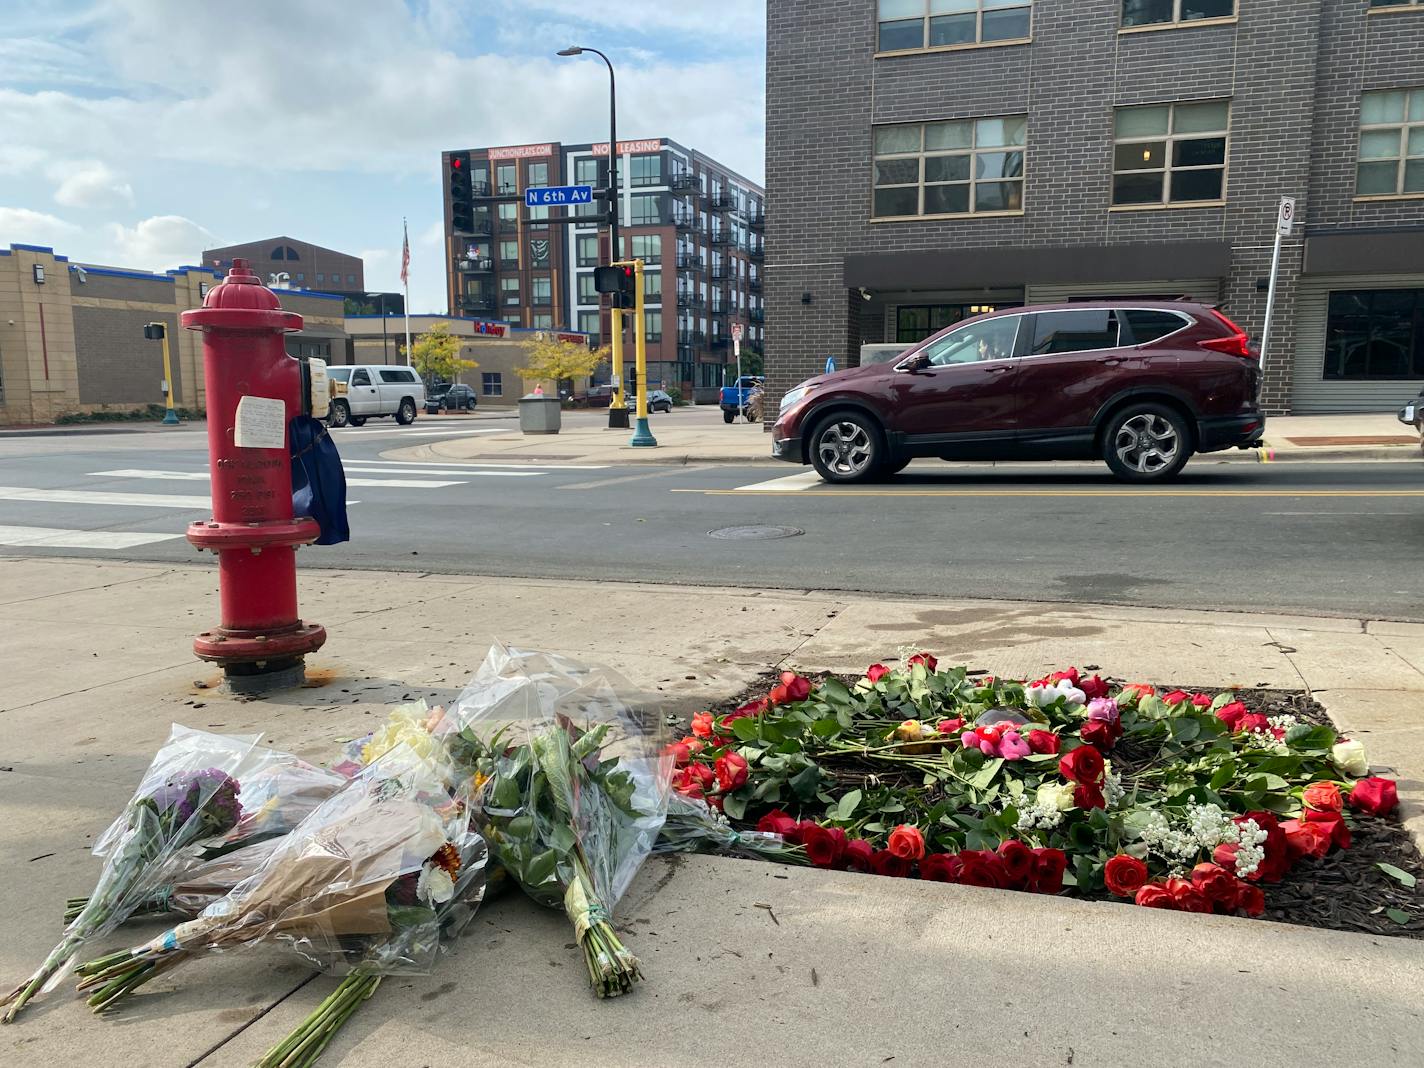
[665,660,1401,915]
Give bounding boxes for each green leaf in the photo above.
[820,677,853,707]
[969,757,1003,790]
[1169,718,1201,743]
[1387,908,1412,925]
[835,789,863,820]
[1208,761,1237,791]
[722,791,748,821]
[730,716,762,742]
[788,763,824,801]
[810,716,843,740]
[1378,863,1418,889]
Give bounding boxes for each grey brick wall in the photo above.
[74,306,181,406]
[766,0,1424,419]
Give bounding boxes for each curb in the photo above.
[1211,445,1417,464]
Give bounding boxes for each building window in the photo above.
[1112,100,1229,206]
[629,193,664,226]
[529,204,550,222]
[896,305,970,343]
[496,163,516,194]
[346,273,356,284]
[500,277,520,306]
[577,235,601,267]
[629,154,662,187]
[498,202,518,223]
[295,272,305,282]
[528,162,548,186]
[482,372,503,396]
[644,270,662,302]
[578,273,598,303]
[532,276,552,304]
[532,313,554,329]
[499,240,519,266]
[1358,88,1424,197]
[1121,1,1234,28]
[576,157,605,185]
[872,116,1026,218]
[1325,290,1424,379]
[877,0,1032,52]
[578,311,601,339]
[622,234,662,264]
[315,273,324,283]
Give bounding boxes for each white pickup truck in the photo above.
[325,365,426,427]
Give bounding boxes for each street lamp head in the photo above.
[557,46,583,56]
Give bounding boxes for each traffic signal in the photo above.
[449,151,475,234]
[594,264,637,309]
[143,322,166,340]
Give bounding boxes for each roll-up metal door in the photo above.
[1291,274,1424,414]
[1024,279,1223,305]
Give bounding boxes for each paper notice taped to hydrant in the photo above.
[234,395,288,449]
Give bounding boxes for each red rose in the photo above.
[1237,713,1269,735]
[1189,862,1239,909]
[1302,807,1351,850]
[865,663,891,683]
[706,794,725,812]
[919,853,962,883]
[791,819,821,846]
[673,765,710,799]
[757,809,795,834]
[955,849,1010,889]
[1162,690,1189,705]
[1079,675,1110,700]
[937,717,965,735]
[1103,854,1149,898]
[1348,777,1398,816]
[1026,729,1061,755]
[1049,667,1082,685]
[1135,882,1174,909]
[724,698,768,726]
[1080,718,1121,751]
[1213,842,1240,872]
[1122,683,1156,700]
[802,825,848,868]
[713,751,749,792]
[887,824,926,861]
[1166,877,1212,914]
[1234,882,1266,917]
[1059,744,1105,784]
[1191,693,1213,708]
[1031,847,1068,894]
[996,839,1035,888]
[1235,812,1289,883]
[1280,818,1332,861]
[870,849,913,877]
[667,739,694,766]
[690,763,715,790]
[844,838,875,871]
[1216,701,1249,730]
[768,671,812,706]
[908,652,938,672]
[1303,781,1344,813]
[1073,782,1107,810]
[690,712,716,739]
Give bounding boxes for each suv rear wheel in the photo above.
[327,400,350,428]
[809,412,884,483]
[396,398,417,425]
[1103,403,1191,482]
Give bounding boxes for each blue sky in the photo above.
[0,0,765,312]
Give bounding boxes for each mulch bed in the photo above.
[691,671,1424,940]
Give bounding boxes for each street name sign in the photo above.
[525,185,594,207]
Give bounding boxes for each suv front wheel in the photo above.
[396,398,417,425]
[1103,403,1191,482]
[809,412,884,483]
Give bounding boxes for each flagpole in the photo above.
[402,218,413,367]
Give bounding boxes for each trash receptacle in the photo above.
[519,394,562,435]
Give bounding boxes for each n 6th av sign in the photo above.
[525,185,593,207]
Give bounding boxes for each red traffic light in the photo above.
[451,156,463,170]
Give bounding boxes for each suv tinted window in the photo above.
[1121,309,1189,345]
[351,370,371,386]
[923,315,1023,366]
[1029,310,1120,356]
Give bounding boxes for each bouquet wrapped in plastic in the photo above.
[2,726,260,1022]
[653,791,809,865]
[75,741,486,1012]
[448,644,671,997]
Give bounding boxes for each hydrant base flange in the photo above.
[194,621,327,664]
[187,518,320,552]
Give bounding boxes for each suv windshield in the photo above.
[922,315,1022,366]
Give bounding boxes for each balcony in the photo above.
[749,308,765,324]
[710,334,730,349]
[460,294,495,313]
[677,292,705,310]
[676,253,704,271]
[491,182,519,198]
[747,245,765,262]
[498,258,520,270]
[710,266,729,281]
[678,330,706,346]
[709,191,734,210]
[670,173,699,192]
[458,257,494,274]
[748,211,765,231]
[465,216,493,236]
[711,232,733,247]
[673,211,698,232]
[677,343,695,361]
[748,276,762,292]
[469,180,492,197]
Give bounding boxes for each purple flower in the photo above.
[1086,697,1120,724]
[149,768,242,835]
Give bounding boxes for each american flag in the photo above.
[400,219,410,287]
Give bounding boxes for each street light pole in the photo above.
[558,44,628,427]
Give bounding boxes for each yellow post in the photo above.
[153,322,180,425]
[620,258,656,447]
[609,306,626,408]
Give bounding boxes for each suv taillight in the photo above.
[1198,310,1254,358]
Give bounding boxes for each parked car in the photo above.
[771,301,1265,483]
[1399,390,1424,455]
[646,389,674,413]
[720,375,764,423]
[326,365,426,427]
[425,383,478,414]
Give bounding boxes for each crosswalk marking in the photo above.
[729,471,823,493]
[349,459,607,471]
[0,524,183,549]
[0,486,211,509]
[329,426,514,438]
[89,469,475,489]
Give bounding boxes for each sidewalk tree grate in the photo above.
[707,525,805,540]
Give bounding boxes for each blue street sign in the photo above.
[525,185,594,207]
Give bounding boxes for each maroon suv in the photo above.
[771,301,1264,483]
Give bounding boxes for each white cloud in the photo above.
[51,159,134,209]
[105,215,215,271]
[0,206,81,246]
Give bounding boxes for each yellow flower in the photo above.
[361,706,440,766]
[894,719,925,742]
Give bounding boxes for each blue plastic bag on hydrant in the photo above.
[289,415,349,546]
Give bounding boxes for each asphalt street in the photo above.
[0,417,1419,620]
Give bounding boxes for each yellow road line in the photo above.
[671,488,1424,498]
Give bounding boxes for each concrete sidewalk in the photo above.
[2,559,1422,1065]
[392,408,1418,468]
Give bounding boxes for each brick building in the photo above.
[203,236,365,294]
[441,138,765,401]
[0,244,347,425]
[765,0,1424,416]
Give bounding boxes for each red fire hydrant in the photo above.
[184,259,325,690]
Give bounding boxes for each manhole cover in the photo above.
[707,525,805,540]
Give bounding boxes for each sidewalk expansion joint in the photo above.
[777,603,847,668]
[185,972,320,1067]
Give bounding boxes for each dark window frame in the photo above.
[1120,0,1236,30]
[1324,289,1424,380]
[877,0,1033,53]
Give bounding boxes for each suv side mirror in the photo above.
[898,352,930,373]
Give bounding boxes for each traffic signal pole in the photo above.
[145,321,181,425]
[615,258,656,448]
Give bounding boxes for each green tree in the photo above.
[410,322,477,382]
[516,336,610,391]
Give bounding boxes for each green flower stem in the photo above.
[258,973,381,1068]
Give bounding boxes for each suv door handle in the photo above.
[985,364,1012,373]
[1102,358,1125,367]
